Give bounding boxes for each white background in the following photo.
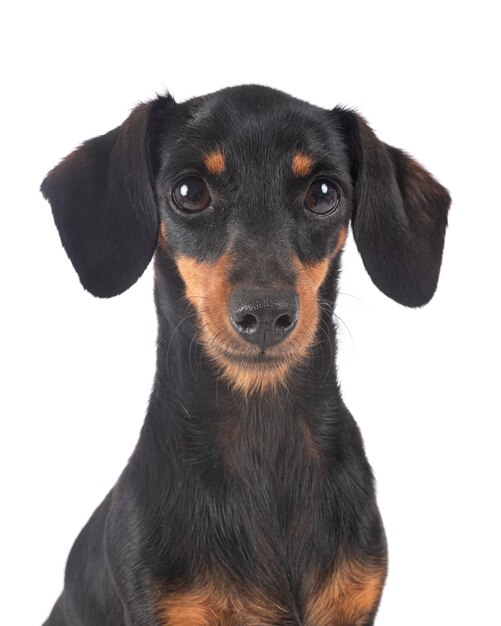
[1,1,500,624]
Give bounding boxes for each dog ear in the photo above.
[333,108,450,307]
[41,97,171,298]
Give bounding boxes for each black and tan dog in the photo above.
[41,85,449,626]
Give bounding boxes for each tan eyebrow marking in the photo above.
[292,152,315,177]
[203,151,225,175]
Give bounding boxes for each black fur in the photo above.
[41,85,450,625]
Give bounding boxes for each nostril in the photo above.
[235,313,258,333]
[229,291,299,348]
[275,314,293,329]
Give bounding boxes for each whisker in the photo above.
[338,291,367,305]
[333,310,354,350]
[165,312,197,365]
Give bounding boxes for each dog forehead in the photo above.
[180,85,332,157]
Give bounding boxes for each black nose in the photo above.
[229,290,299,350]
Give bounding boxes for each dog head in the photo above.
[42,86,450,393]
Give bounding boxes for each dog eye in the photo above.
[304,180,340,215]
[172,177,211,212]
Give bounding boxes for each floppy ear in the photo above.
[333,108,451,307]
[41,98,168,298]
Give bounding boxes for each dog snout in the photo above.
[229,290,299,350]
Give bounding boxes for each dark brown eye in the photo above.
[172,176,211,213]
[304,180,340,215]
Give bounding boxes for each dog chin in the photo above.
[202,342,298,395]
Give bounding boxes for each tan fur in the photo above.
[292,152,314,177]
[175,253,330,395]
[157,582,290,626]
[333,226,348,258]
[157,559,385,625]
[304,560,386,626]
[204,151,226,175]
[158,221,168,252]
[291,255,330,370]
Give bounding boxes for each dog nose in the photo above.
[229,291,299,349]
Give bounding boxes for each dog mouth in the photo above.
[194,309,316,393]
[206,337,300,394]
[215,345,290,366]
[175,250,332,392]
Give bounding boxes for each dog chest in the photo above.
[156,558,386,626]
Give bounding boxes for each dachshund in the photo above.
[41,85,450,626]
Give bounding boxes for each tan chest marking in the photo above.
[304,559,387,626]
[157,582,290,625]
[157,559,385,625]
